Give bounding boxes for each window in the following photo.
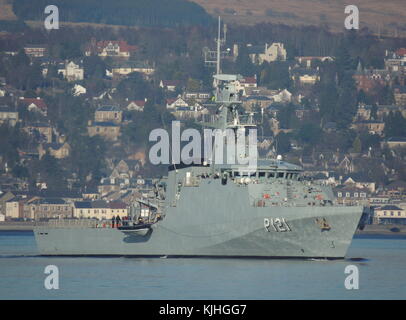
[337,192,342,198]
[259,172,266,178]
[268,172,275,178]
[354,192,358,198]
[277,172,284,178]
[360,193,366,198]
[346,192,350,198]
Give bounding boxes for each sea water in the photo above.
[0,231,405,300]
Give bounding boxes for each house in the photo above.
[334,186,370,205]
[38,142,71,159]
[383,180,406,197]
[294,56,334,68]
[82,188,100,200]
[85,39,137,59]
[183,92,211,102]
[245,43,287,64]
[381,137,406,149]
[88,121,121,141]
[72,84,87,96]
[95,105,123,124]
[355,104,372,121]
[393,86,406,106]
[57,60,84,82]
[384,49,406,73]
[237,76,257,88]
[24,123,53,143]
[245,87,277,99]
[111,61,155,77]
[19,97,47,116]
[160,80,182,92]
[291,68,320,85]
[73,200,128,220]
[353,63,388,92]
[126,100,147,112]
[351,120,385,136]
[376,105,406,120]
[5,197,24,219]
[342,175,376,192]
[374,205,406,224]
[170,103,209,120]
[0,105,18,126]
[110,159,142,179]
[24,45,47,58]
[28,198,73,220]
[242,96,271,111]
[166,96,188,109]
[0,191,19,216]
[97,179,122,195]
[270,89,292,103]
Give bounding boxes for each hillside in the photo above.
[1,0,406,35]
[190,0,406,35]
[0,0,16,20]
[11,0,213,27]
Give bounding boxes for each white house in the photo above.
[127,100,147,112]
[58,61,84,82]
[247,43,287,64]
[166,96,189,109]
[270,89,292,103]
[72,84,86,96]
[160,80,181,92]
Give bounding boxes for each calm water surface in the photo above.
[0,231,405,299]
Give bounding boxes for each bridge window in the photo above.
[259,172,266,178]
[277,172,284,178]
[267,172,275,178]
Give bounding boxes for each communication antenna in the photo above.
[216,16,221,76]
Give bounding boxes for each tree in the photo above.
[351,136,362,153]
[384,111,406,137]
[259,61,291,90]
[275,132,291,154]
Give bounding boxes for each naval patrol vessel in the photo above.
[34,71,364,258]
[34,18,364,258]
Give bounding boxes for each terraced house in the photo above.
[73,200,128,220]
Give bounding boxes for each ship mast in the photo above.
[216,16,221,76]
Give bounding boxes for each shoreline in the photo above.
[1,222,406,235]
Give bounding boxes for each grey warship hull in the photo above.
[34,179,363,258]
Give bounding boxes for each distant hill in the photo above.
[0,0,16,20]
[190,0,406,36]
[12,0,213,28]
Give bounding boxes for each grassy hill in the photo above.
[190,0,406,36]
